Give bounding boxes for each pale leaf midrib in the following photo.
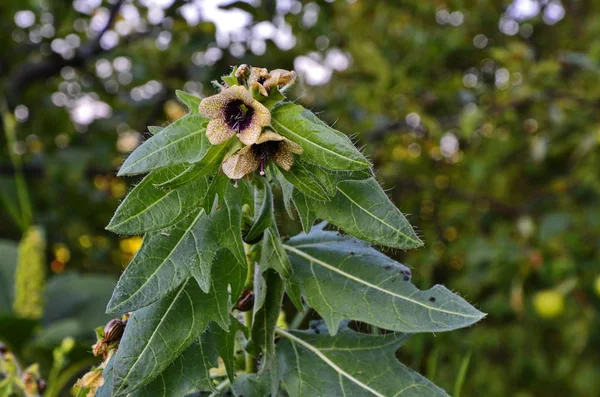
[336,184,422,246]
[272,118,368,167]
[276,328,386,397]
[114,280,190,395]
[283,244,482,319]
[109,211,204,311]
[120,122,205,174]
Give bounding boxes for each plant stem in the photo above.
[243,242,257,373]
[1,98,33,230]
[208,378,231,397]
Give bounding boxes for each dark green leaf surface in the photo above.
[295,177,423,249]
[259,227,292,279]
[232,373,273,397]
[153,143,228,190]
[187,183,247,294]
[277,324,449,397]
[291,191,316,234]
[117,114,209,176]
[106,167,213,234]
[280,161,330,201]
[128,338,218,397]
[106,211,203,314]
[245,178,275,243]
[285,224,485,335]
[273,167,295,220]
[249,269,284,370]
[203,319,245,382]
[272,103,370,171]
[111,279,215,396]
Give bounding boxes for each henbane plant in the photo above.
[81,65,485,396]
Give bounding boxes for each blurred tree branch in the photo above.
[6,0,126,108]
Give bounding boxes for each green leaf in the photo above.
[260,227,292,279]
[291,191,316,234]
[147,126,163,135]
[106,167,215,235]
[294,177,423,249]
[284,224,485,335]
[245,178,275,243]
[153,143,229,190]
[128,338,219,397]
[112,279,216,396]
[249,269,284,371]
[106,211,203,314]
[0,239,17,314]
[232,373,273,397]
[117,114,209,176]
[188,183,247,294]
[203,318,245,382]
[273,167,295,220]
[175,90,201,113]
[280,161,329,201]
[271,103,370,171]
[276,323,449,397]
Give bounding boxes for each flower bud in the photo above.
[236,290,255,312]
[103,318,126,343]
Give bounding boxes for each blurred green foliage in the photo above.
[1,0,599,396]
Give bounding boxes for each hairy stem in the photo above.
[1,98,32,230]
[243,242,257,373]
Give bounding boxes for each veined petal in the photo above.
[206,118,236,145]
[272,149,295,171]
[222,146,260,179]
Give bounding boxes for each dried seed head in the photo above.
[103,318,126,343]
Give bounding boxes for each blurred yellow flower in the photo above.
[533,290,565,318]
[119,237,143,255]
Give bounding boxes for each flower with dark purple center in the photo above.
[199,85,270,145]
[222,131,303,180]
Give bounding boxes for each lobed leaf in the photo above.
[106,167,215,235]
[276,323,449,397]
[249,269,285,371]
[285,224,485,335]
[259,227,292,279]
[111,279,218,396]
[128,337,219,397]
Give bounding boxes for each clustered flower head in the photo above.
[198,65,302,183]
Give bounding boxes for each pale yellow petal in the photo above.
[206,118,235,145]
[272,149,295,171]
[256,130,285,145]
[238,127,262,146]
[221,147,260,179]
[198,94,225,118]
[282,138,303,154]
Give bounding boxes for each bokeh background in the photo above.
[1,0,600,396]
